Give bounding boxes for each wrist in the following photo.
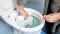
[58,13,60,19]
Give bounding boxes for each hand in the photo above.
[18,5,29,19]
[43,13,60,23]
[22,11,29,19]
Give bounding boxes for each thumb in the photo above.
[43,15,47,19]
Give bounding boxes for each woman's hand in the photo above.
[18,5,29,19]
[21,11,28,19]
[43,13,60,23]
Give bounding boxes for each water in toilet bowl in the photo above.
[16,15,41,28]
[25,16,41,28]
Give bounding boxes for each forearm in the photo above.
[18,5,28,19]
[18,5,26,15]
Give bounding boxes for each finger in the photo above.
[43,15,48,19]
[45,19,54,22]
[43,15,51,19]
[48,13,55,16]
[45,18,56,22]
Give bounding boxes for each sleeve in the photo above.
[51,4,59,12]
[51,0,60,12]
[17,0,24,5]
